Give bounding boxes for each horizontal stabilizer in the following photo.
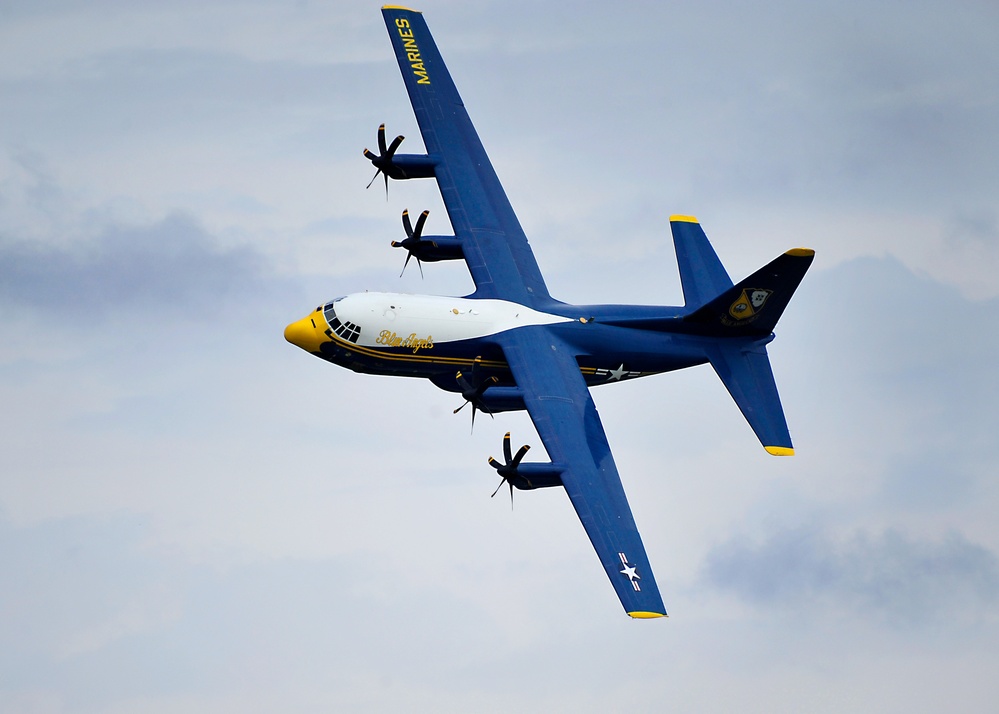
[684,248,814,336]
[670,215,733,308]
[707,340,793,454]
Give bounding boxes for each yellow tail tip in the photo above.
[628,611,667,619]
[765,446,795,456]
[669,214,699,224]
[785,248,815,257]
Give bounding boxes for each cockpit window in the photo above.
[322,300,360,343]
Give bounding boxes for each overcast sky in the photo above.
[2,1,998,712]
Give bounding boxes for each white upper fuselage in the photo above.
[329,292,573,349]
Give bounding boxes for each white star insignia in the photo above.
[620,562,640,581]
[608,364,628,381]
[618,552,642,591]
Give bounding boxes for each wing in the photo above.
[494,326,667,618]
[380,7,551,307]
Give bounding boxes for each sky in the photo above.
[1,0,998,711]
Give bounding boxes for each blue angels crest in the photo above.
[729,288,773,320]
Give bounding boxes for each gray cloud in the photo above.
[0,211,264,316]
[703,526,999,626]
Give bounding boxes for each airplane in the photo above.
[284,5,814,619]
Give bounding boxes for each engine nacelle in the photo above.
[386,153,437,180]
[478,386,526,414]
[510,462,564,490]
[406,235,464,263]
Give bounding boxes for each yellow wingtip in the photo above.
[628,611,667,619]
[765,446,795,456]
[669,214,699,224]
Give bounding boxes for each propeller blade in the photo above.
[489,476,506,500]
[377,123,387,154]
[413,209,429,238]
[386,134,405,157]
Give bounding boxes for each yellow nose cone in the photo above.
[284,312,328,353]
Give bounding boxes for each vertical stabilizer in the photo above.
[670,215,733,309]
[684,248,815,337]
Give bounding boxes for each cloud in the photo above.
[703,526,999,626]
[1,149,273,320]
[0,211,264,316]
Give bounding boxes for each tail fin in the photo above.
[670,215,733,308]
[683,248,814,337]
[670,215,813,455]
[692,246,813,454]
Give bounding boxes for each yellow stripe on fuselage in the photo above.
[290,311,644,382]
[323,323,506,370]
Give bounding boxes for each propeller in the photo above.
[363,123,406,198]
[392,209,436,278]
[488,432,532,509]
[453,356,498,431]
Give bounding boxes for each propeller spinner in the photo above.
[488,432,532,509]
[453,357,498,431]
[363,123,406,197]
[392,209,437,278]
